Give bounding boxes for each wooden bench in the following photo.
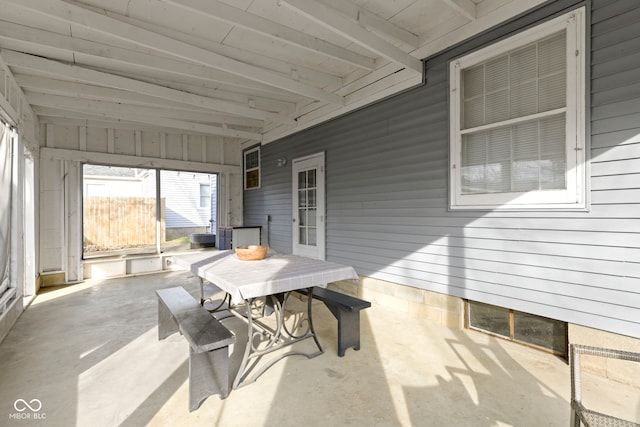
[156,286,235,411]
[297,287,371,357]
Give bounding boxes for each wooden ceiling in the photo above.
[0,0,542,145]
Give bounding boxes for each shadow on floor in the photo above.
[1,271,618,426]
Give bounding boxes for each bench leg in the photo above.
[157,298,179,340]
[189,346,230,412]
[330,308,361,357]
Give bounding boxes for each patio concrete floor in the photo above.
[1,271,638,426]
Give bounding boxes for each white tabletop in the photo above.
[170,250,359,304]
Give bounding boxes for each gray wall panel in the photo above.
[245,0,640,339]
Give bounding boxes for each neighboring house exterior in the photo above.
[161,170,217,238]
[83,165,155,197]
[245,0,640,348]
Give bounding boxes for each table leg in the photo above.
[231,289,324,389]
[200,277,231,312]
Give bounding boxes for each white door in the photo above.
[292,152,325,260]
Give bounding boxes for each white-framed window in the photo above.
[244,146,261,190]
[199,183,211,208]
[449,8,586,210]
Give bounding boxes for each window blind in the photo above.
[460,32,567,195]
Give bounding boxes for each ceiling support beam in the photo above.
[317,0,419,49]
[0,20,306,98]
[27,92,262,140]
[279,0,423,74]
[16,75,264,128]
[2,49,293,125]
[8,0,344,105]
[441,0,477,21]
[162,0,375,70]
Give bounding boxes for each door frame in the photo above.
[291,152,325,260]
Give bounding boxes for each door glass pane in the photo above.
[307,189,316,208]
[308,209,316,226]
[298,171,307,189]
[297,167,319,247]
[307,169,316,188]
[308,227,317,246]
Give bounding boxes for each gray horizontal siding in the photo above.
[162,171,216,228]
[245,0,640,339]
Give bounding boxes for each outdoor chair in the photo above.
[569,344,640,427]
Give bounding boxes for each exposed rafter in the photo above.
[317,0,419,49]
[279,0,423,74]
[0,0,541,144]
[441,0,477,21]
[27,92,263,140]
[162,0,376,70]
[89,4,345,92]
[15,75,264,128]
[0,21,303,117]
[0,20,305,99]
[1,49,293,125]
[7,0,345,105]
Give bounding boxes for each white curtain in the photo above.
[0,122,11,297]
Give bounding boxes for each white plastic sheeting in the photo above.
[0,122,12,298]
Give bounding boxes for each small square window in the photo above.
[244,146,260,190]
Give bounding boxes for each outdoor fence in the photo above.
[83,196,166,252]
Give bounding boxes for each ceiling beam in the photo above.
[317,0,419,49]
[279,0,423,74]
[162,0,375,70]
[16,75,264,128]
[24,90,244,127]
[2,49,294,125]
[0,20,302,99]
[8,0,345,105]
[441,0,477,21]
[27,92,263,140]
[88,5,344,91]
[0,21,300,113]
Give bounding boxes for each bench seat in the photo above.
[157,286,235,411]
[298,287,371,357]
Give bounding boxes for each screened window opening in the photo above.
[82,165,217,258]
[450,8,586,210]
[83,165,157,257]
